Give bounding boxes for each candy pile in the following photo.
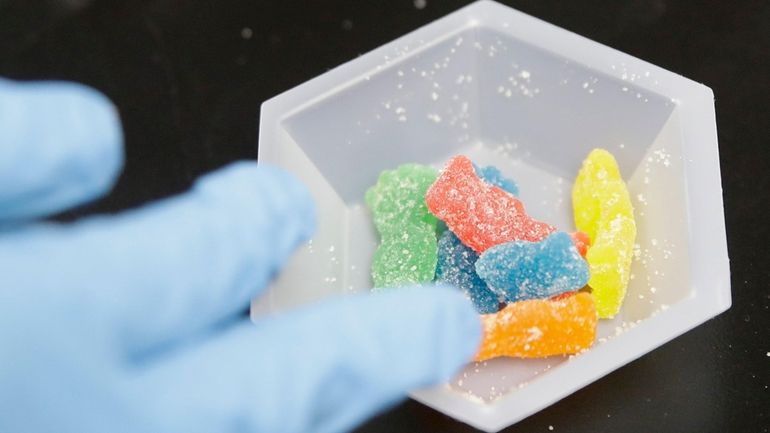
[365,150,636,360]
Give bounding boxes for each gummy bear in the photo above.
[475,164,520,196]
[475,232,590,302]
[365,164,439,232]
[572,149,636,318]
[366,164,440,288]
[475,292,597,360]
[371,223,438,288]
[426,155,555,253]
[435,230,500,314]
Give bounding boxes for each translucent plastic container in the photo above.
[251,1,730,431]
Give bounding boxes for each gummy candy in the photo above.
[572,150,632,238]
[426,155,555,253]
[570,231,591,257]
[367,155,604,360]
[475,232,590,302]
[434,164,519,313]
[572,149,636,318]
[475,164,519,196]
[371,223,438,288]
[475,292,597,360]
[366,164,440,288]
[365,164,439,232]
[435,230,500,314]
[550,291,579,301]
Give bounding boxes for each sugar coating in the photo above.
[572,149,637,318]
[365,164,439,232]
[436,231,500,314]
[475,292,598,360]
[475,164,519,196]
[475,232,590,302]
[371,223,438,288]
[426,155,555,253]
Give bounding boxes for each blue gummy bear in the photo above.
[474,164,519,196]
[475,232,589,302]
[435,230,501,314]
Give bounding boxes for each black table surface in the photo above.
[1,1,768,432]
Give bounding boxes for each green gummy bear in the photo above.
[366,164,439,289]
[365,164,439,232]
[371,223,438,289]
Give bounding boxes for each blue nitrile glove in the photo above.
[0,78,481,433]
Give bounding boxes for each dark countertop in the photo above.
[1,1,767,432]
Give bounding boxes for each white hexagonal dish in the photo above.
[251,1,730,431]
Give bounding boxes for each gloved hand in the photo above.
[0,78,481,433]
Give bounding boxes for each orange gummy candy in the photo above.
[426,155,556,253]
[475,292,597,361]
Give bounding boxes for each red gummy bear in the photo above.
[426,155,556,253]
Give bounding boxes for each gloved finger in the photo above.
[0,162,315,356]
[0,78,123,222]
[131,286,481,433]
